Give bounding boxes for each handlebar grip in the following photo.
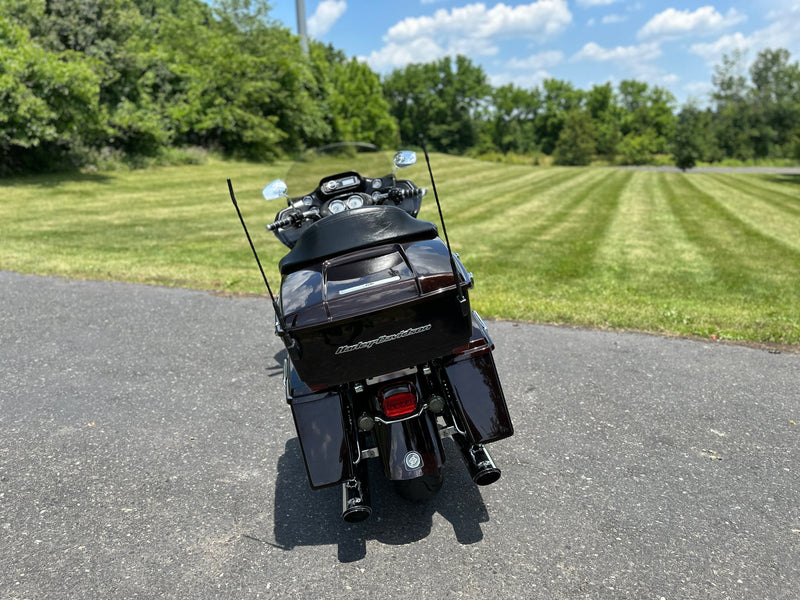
[267,215,294,231]
[388,187,417,201]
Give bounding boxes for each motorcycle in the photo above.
[228,142,513,522]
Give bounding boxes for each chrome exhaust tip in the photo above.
[460,441,501,486]
[341,476,371,523]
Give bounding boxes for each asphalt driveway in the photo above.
[1,271,798,599]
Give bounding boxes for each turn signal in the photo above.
[379,383,418,418]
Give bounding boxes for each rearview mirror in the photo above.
[262,179,288,201]
[393,151,417,170]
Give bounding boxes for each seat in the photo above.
[278,206,438,275]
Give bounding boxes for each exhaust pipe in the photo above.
[458,439,501,486]
[341,467,371,522]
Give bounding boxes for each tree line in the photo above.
[2,0,799,174]
[384,50,800,169]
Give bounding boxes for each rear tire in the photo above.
[393,469,443,503]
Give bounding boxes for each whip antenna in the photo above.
[227,179,283,324]
[418,137,468,315]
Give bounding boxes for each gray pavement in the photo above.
[1,270,798,599]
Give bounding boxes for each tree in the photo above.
[711,50,755,160]
[553,109,595,165]
[617,80,676,164]
[535,78,583,155]
[585,82,621,159]
[152,0,331,158]
[486,84,541,154]
[748,48,800,158]
[384,55,491,153]
[672,102,717,170]
[0,18,101,173]
[15,0,175,158]
[327,57,399,147]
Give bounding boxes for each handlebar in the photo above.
[266,215,295,231]
[266,207,319,231]
[266,186,426,232]
[373,186,427,203]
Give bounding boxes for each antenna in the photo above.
[227,179,283,326]
[418,137,469,316]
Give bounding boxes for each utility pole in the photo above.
[296,0,308,55]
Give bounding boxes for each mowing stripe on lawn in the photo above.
[704,173,800,217]
[594,171,716,288]
[662,173,800,297]
[696,174,800,254]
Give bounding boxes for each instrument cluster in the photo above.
[327,194,366,214]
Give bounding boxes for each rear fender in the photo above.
[373,410,444,480]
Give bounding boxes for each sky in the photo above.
[266,0,800,105]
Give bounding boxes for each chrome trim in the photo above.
[365,366,418,386]
[283,358,292,401]
[373,404,429,425]
[353,429,363,465]
[438,425,458,439]
[338,274,400,296]
[360,447,380,460]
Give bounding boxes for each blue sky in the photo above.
[266,0,800,105]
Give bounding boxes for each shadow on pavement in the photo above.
[270,437,490,562]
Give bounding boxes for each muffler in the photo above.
[458,439,501,486]
[341,465,372,522]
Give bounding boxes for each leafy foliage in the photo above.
[710,48,800,162]
[0,0,798,174]
[0,0,393,172]
[383,55,490,153]
[672,102,718,170]
[0,17,101,173]
[327,56,399,147]
[553,109,595,166]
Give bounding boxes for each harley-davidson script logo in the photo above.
[335,324,432,355]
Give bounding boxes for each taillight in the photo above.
[379,382,418,418]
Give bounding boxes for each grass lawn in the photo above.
[2,156,799,345]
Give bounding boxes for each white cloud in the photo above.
[307,0,347,38]
[385,1,572,43]
[572,41,679,89]
[506,50,564,70]
[576,0,619,6]
[490,70,552,89]
[689,33,750,64]
[659,73,680,86]
[638,6,746,41]
[689,4,800,65]
[361,38,446,71]
[573,41,662,63]
[364,0,572,72]
[602,14,627,24]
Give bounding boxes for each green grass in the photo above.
[2,156,799,345]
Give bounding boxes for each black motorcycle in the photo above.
[228,143,513,522]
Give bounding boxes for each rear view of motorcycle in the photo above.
[228,142,513,522]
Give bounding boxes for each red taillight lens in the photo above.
[380,384,418,418]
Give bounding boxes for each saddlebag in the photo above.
[443,313,514,444]
[284,360,354,488]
